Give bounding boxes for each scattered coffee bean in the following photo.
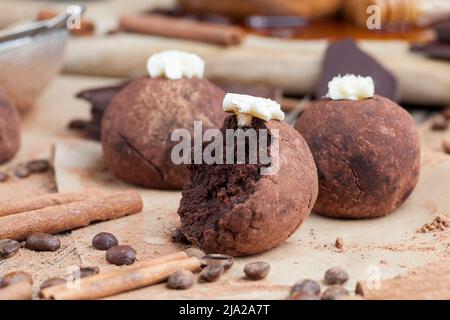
[167,270,195,290]
[289,293,321,300]
[26,159,50,173]
[26,233,61,252]
[431,115,449,131]
[0,239,21,258]
[324,267,349,285]
[322,286,349,300]
[68,119,88,130]
[442,139,450,155]
[243,261,270,280]
[171,228,191,244]
[200,254,234,270]
[290,279,321,296]
[92,232,118,250]
[0,271,33,288]
[0,171,9,183]
[106,245,136,266]
[184,247,205,259]
[78,266,100,279]
[200,264,224,282]
[40,277,66,291]
[14,165,31,179]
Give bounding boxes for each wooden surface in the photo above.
[0,74,449,299]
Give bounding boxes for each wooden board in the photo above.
[2,74,448,299]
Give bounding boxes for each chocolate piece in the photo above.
[419,42,450,61]
[102,77,226,190]
[295,95,420,218]
[77,83,128,115]
[178,116,318,256]
[316,39,397,101]
[68,119,88,130]
[0,89,20,164]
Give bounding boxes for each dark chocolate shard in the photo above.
[76,81,129,114]
[316,39,398,101]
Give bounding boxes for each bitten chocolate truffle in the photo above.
[178,115,318,256]
[101,77,225,189]
[295,95,420,219]
[0,89,20,164]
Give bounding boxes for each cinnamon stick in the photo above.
[37,10,95,36]
[0,281,33,300]
[119,14,245,46]
[0,190,143,241]
[356,263,450,300]
[0,189,103,217]
[42,256,201,300]
[40,251,189,299]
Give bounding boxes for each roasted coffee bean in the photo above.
[0,239,21,258]
[0,171,9,183]
[431,115,449,131]
[324,267,349,285]
[167,270,195,290]
[171,228,191,244]
[92,232,118,250]
[40,277,66,291]
[322,286,349,300]
[0,271,33,288]
[289,293,321,300]
[290,279,321,296]
[184,247,205,259]
[200,264,224,282]
[25,233,61,252]
[106,245,136,266]
[78,266,100,279]
[26,159,50,173]
[244,261,271,280]
[14,165,31,178]
[201,254,234,270]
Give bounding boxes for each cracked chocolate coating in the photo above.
[295,95,420,218]
[0,89,20,164]
[101,77,225,189]
[178,116,318,256]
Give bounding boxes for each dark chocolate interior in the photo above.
[178,116,271,245]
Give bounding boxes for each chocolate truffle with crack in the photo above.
[0,89,20,164]
[295,95,420,218]
[101,77,225,189]
[178,115,318,256]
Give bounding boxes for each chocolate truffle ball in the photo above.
[295,95,420,219]
[178,115,318,256]
[101,77,225,189]
[0,89,20,164]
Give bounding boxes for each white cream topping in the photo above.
[223,93,284,126]
[147,50,205,80]
[326,74,375,101]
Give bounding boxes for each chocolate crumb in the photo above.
[442,139,450,155]
[417,215,450,233]
[431,115,449,131]
[0,171,9,182]
[335,237,344,251]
